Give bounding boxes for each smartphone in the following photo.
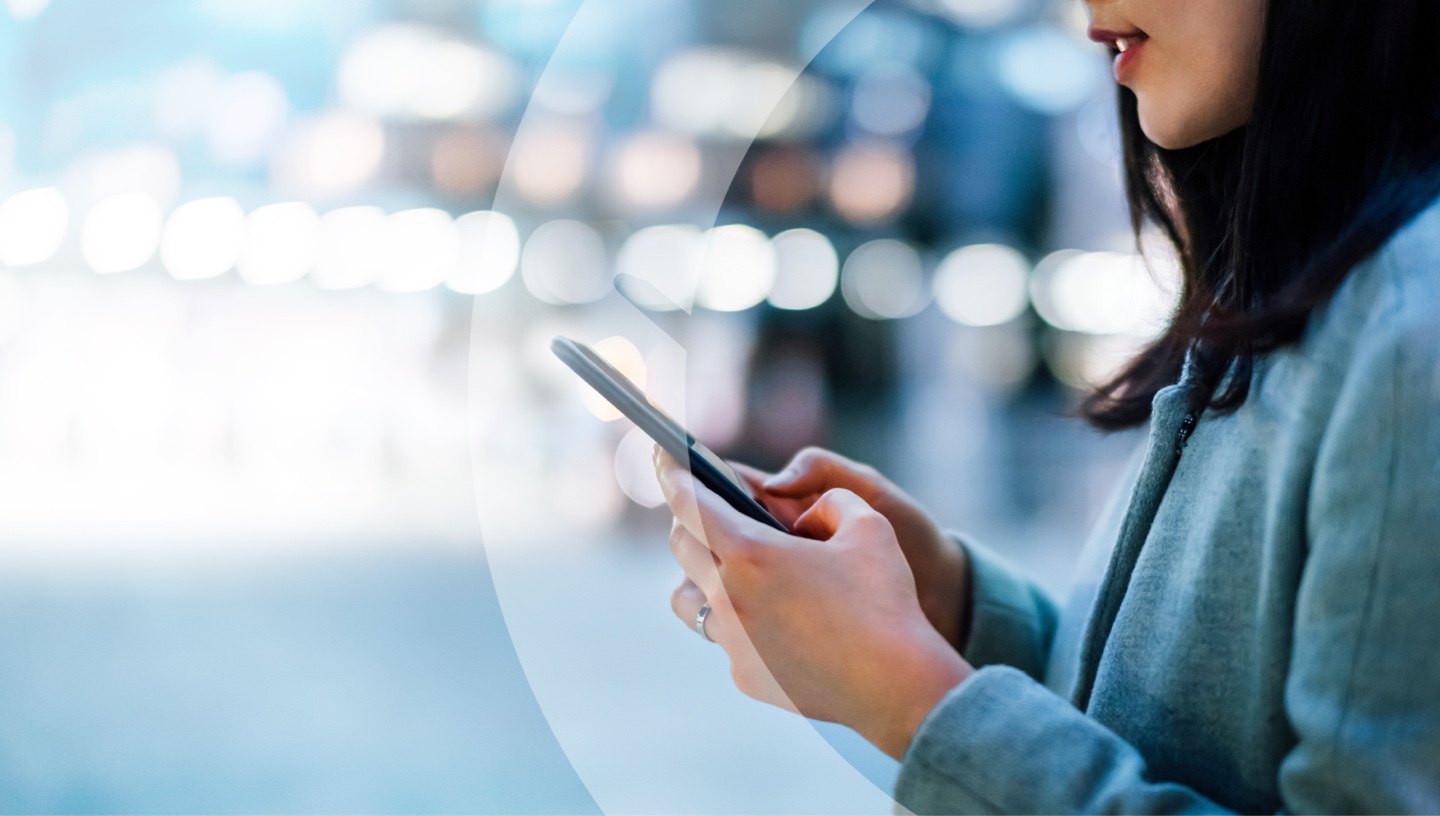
[551,336,788,532]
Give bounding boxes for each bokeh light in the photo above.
[509,120,590,206]
[651,48,747,136]
[237,202,321,286]
[651,49,806,140]
[695,224,777,312]
[1032,251,1178,336]
[6,0,51,20]
[768,228,838,311]
[995,26,1107,114]
[842,239,929,320]
[414,42,517,120]
[81,193,165,274]
[522,220,610,305]
[746,62,817,140]
[852,65,931,137]
[615,426,666,508]
[829,142,915,224]
[608,131,702,211]
[933,243,1031,327]
[338,24,519,121]
[0,187,67,267]
[758,74,835,141]
[269,111,385,199]
[615,224,704,312]
[580,336,645,421]
[749,147,821,214]
[1045,332,1152,390]
[379,209,458,293]
[432,126,506,196]
[161,197,246,281]
[1027,249,1081,328]
[313,206,388,290]
[448,211,521,295]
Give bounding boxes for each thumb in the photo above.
[764,448,879,499]
[792,488,886,541]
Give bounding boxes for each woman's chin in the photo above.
[1138,112,1206,150]
[1138,104,1248,151]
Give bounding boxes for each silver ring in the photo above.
[694,602,713,642]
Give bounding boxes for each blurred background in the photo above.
[0,0,1176,812]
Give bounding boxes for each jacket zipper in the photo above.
[1174,412,1198,457]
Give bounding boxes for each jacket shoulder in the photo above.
[1303,195,1440,371]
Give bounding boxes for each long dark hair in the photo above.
[1082,0,1440,429]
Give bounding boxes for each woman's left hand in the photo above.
[657,450,972,761]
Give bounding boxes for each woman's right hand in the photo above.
[734,448,973,649]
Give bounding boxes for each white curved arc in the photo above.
[472,1,897,814]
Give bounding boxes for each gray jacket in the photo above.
[895,197,1440,814]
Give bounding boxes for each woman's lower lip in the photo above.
[1113,39,1145,84]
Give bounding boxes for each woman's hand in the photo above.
[737,448,972,649]
[657,450,972,761]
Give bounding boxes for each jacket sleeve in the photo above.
[954,538,1058,683]
[895,666,1229,814]
[1276,288,1440,813]
[897,272,1440,815]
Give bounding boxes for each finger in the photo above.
[670,578,706,626]
[792,487,891,541]
[728,461,775,494]
[729,460,814,529]
[655,448,708,544]
[670,578,731,646]
[669,518,722,597]
[762,447,883,500]
[656,449,776,558]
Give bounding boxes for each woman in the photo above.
[656,0,1440,812]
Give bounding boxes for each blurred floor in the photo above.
[0,539,907,815]
[0,551,595,814]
